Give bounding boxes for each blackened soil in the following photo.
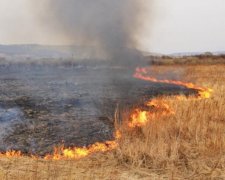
[0,62,196,155]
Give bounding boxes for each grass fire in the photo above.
[0,64,214,160]
[0,60,224,179]
[0,0,225,179]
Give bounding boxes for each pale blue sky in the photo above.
[0,0,225,53]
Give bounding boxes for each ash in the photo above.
[0,61,195,155]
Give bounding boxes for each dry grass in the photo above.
[149,55,225,65]
[116,65,225,179]
[0,64,225,179]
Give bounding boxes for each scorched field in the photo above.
[0,62,224,179]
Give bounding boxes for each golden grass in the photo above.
[0,64,225,179]
[149,55,225,65]
[116,65,225,179]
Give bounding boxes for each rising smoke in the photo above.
[35,0,148,65]
[0,1,151,153]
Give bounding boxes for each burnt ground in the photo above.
[0,62,196,155]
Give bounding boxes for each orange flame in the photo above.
[0,66,213,160]
[44,140,118,160]
[128,66,213,128]
[0,150,22,158]
[129,99,175,128]
[129,109,148,128]
[134,67,213,99]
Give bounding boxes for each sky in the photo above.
[0,0,225,54]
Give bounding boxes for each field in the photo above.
[0,62,224,179]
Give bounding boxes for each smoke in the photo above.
[0,1,153,153]
[35,0,148,65]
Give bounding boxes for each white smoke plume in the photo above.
[35,0,149,64]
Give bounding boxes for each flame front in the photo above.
[0,66,213,160]
[129,99,175,128]
[129,109,148,128]
[129,66,212,129]
[0,150,22,158]
[44,140,118,160]
[134,67,213,99]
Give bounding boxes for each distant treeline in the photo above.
[148,52,225,65]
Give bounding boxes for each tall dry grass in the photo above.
[0,64,224,179]
[116,65,225,179]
